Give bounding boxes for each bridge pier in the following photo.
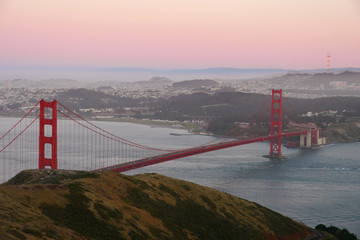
[300,131,312,148]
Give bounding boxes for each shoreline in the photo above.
[98,117,204,134]
[101,117,360,145]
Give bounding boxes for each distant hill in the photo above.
[98,67,288,81]
[152,91,360,120]
[172,79,218,88]
[55,88,360,123]
[101,67,287,75]
[266,71,360,96]
[275,71,360,87]
[0,78,81,88]
[0,170,315,240]
[56,88,143,109]
[147,76,172,83]
[137,76,173,87]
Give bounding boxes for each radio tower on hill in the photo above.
[326,52,332,73]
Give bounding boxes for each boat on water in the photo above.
[169,133,194,136]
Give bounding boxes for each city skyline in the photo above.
[0,0,359,71]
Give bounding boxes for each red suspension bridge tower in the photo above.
[327,53,332,73]
[269,89,283,158]
[39,99,58,169]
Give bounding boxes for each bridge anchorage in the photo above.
[0,89,326,183]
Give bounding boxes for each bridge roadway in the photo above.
[93,130,308,173]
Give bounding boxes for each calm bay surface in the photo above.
[1,117,360,235]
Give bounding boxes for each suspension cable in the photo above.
[0,101,39,141]
[0,115,39,153]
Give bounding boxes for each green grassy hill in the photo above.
[0,170,316,240]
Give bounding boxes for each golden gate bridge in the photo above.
[0,90,322,183]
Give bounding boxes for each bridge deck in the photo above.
[93,131,308,173]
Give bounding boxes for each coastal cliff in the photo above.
[322,118,360,144]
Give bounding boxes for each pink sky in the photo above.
[0,0,359,69]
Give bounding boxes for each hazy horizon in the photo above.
[1,66,359,82]
[0,66,284,82]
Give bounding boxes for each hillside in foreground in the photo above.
[0,170,326,240]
